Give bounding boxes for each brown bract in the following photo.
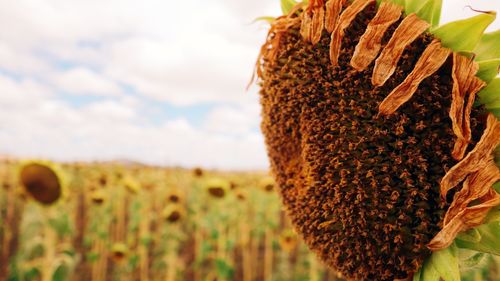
[378,40,450,116]
[350,2,401,71]
[371,14,430,86]
[449,53,486,160]
[329,0,375,66]
[440,113,500,199]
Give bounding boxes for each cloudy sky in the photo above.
[0,0,498,170]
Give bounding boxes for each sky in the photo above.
[0,0,498,170]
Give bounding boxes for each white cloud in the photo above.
[50,67,122,97]
[203,103,260,135]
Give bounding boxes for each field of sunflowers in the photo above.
[0,158,499,281]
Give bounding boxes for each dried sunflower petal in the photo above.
[372,13,430,86]
[325,0,345,33]
[351,2,402,71]
[329,0,375,66]
[449,53,486,160]
[310,4,325,44]
[440,113,500,198]
[378,39,450,115]
[428,189,500,250]
[443,161,500,225]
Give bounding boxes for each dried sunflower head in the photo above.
[279,229,299,253]
[90,189,106,205]
[205,178,230,199]
[254,0,500,280]
[260,176,276,192]
[161,205,185,223]
[166,189,184,204]
[193,167,204,177]
[18,161,65,206]
[123,176,140,194]
[111,243,128,263]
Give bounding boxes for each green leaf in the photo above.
[428,243,460,281]
[478,78,500,106]
[388,0,405,7]
[253,16,276,24]
[460,252,487,269]
[215,259,235,279]
[490,108,500,119]
[412,267,422,281]
[477,59,500,83]
[421,258,441,281]
[456,228,482,243]
[52,264,69,281]
[484,206,500,223]
[456,222,500,256]
[405,0,426,15]
[474,30,500,61]
[281,0,298,15]
[431,12,496,52]
[415,0,442,27]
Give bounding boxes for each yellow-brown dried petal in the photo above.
[444,161,500,225]
[428,189,500,251]
[378,40,450,115]
[441,113,500,198]
[372,14,430,86]
[450,53,486,160]
[325,0,345,33]
[329,0,375,66]
[310,6,325,45]
[351,2,402,71]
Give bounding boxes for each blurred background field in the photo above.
[1,158,499,281]
[0,158,342,281]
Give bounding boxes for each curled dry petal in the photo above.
[310,6,325,45]
[372,14,430,86]
[350,2,402,71]
[450,53,487,160]
[301,11,313,42]
[329,0,375,66]
[441,113,500,199]
[325,0,346,33]
[428,189,500,251]
[444,161,500,225]
[378,40,450,116]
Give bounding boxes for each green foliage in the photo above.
[431,12,496,52]
[474,30,500,61]
[281,0,298,15]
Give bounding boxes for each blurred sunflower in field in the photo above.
[18,161,65,206]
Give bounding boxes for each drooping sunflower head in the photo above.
[18,161,65,206]
[123,176,141,194]
[166,189,184,204]
[279,229,299,253]
[90,189,106,205]
[161,205,185,223]
[260,175,276,193]
[111,243,128,263]
[254,0,500,280]
[193,167,204,178]
[205,178,230,199]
